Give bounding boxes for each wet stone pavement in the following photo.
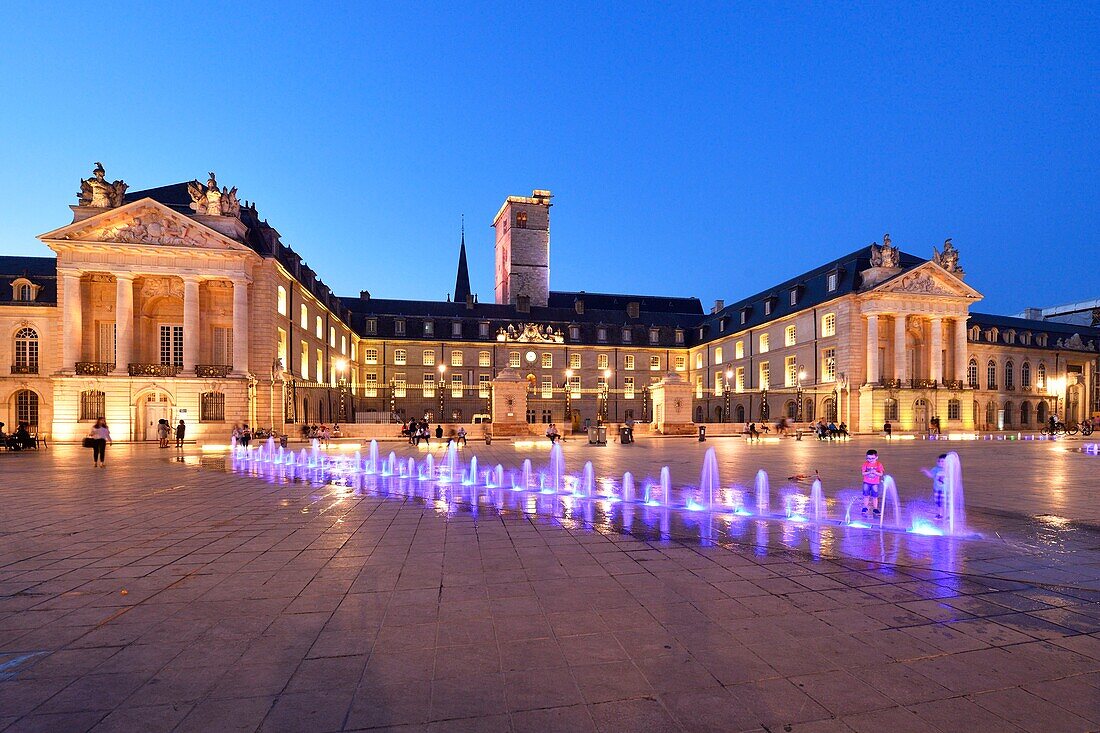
[0,438,1098,732]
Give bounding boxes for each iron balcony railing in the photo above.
[76,362,114,376]
[128,363,182,377]
[196,364,232,378]
[10,363,38,375]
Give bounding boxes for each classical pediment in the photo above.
[871,262,981,299]
[39,198,249,252]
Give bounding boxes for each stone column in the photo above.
[61,271,82,373]
[929,317,943,384]
[182,276,200,374]
[232,279,250,375]
[113,274,135,375]
[894,315,907,384]
[865,315,879,385]
[954,317,968,383]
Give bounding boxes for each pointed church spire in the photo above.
[453,214,471,303]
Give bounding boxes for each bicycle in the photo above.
[1041,421,1080,437]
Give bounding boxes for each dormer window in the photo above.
[627,302,640,319]
[719,316,729,332]
[969,326,980,341]
[574,299,585,315]
[365,318,377,335]
[1003,329,1015,345]
[789,286,803,306]
[451,321,462,337]
[394,318,406,336]
[674,329,684,345]
[1036,334,1047,347]
[826,271,839,292]
[424,320,434,336]
[763,296,777,316]
[12,279,37,302]
[1020,332,1031,345]
[621,327,632,343]
[569,325,580,340]
[649,328,659,345]
[597,327,607,343]
[740,307,749,325]
[479,321,490,337]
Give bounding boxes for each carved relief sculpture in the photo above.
[187,172,240,217]
[893,271,953,295]
[78,162,128,208]
[932,238,964,273]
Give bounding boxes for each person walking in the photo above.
[175,419,186,448]
[88,417,112,467]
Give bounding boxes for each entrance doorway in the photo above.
[140,392,173,441]
[914,398,929,433]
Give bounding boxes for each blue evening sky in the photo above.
[1,2,1096,315]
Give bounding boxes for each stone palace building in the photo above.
[1,165,1097,441]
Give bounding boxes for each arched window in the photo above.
[79,390,105,421]
[821,313,836,338]
[947,398,960,420]
[1036,401,1048,424]
[884,398,899,421]
[17,284,33,301]
[15,390,38,427]
[1021,362,1031,389]
[1004,361,1014,390]
[1020,401,1031,425]
[1036,363,1046,390]
[967,358,978,388]
[735,404,746,423]
[14,327,38,372]
[784,400,796,419]
[972,400,979,424]
[694,406,703,423]
[823,398,837,422]
[804,399,815,422]
[715,406,724,421]
[1003,402,1014,427]
[200,392,225,422]
[277,286,287,316]
[985,401,996,428]
[986,360,997,390]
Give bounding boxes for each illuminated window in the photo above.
[822,313,836,337]
[735,366,745,392]
[329,326,336,348]
[277,286,287,315]
[394,373,406,397]
[277,328,288,369]
[597,353,609,369]
[300,304,308,328]
[625,377,635,399]
[424,320,434,336]
[735,341,744,359]
[714,373,724,396]
[967,358,978,388]
[650,355,660,370]
[422,373,435,397]
[515,211,527,228]
[315,316,322,339]
[13,327,39,372]
[422,349,435,366]
[316,349,323,383]
[695,353,703,369]
[364,348,378,365]
[541,377,552,398]
[625,355,635,370]
[1022,361,1031,389]
[759,333,769,353]
[822,347,836,382]
[451,374,463,397]
[675,355,686,371]
[541,352,552,368]
[364,373,378,397]
[569,375,581,395]
[695,376,703,399]
[785,325,796,346]
[300,341,308,378]
[451,351,463,367]
[479,374,491,398]
[1037,363,1046,389]
[785,356,797,387]
[759,362,770,390]
[509,351,521,368]
[569,353,581,369]
[394,349,407,365]
[479,351,491,367]
[715,347,723,363]
[341,336,347,355]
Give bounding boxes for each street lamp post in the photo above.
[335,358,349,423]
[796,366,806,422]
[564,369,574,423]
[724,368,732,423]
[438,364,446,422]
[600,369,612,422]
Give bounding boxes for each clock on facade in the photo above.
[525,351,537,363]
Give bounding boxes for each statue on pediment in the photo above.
[187,172,240,217]
[78,162,128,208]
[933,238,963,273]
[869,233,900,269]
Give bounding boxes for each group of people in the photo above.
[155,419,187,448]
[300,424,339,443]
[811,419,848,440]
[860,448,948,521]
[401,420,469,447]
[230,423,253,447]
[0,421,35,450]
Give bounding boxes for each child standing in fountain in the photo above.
[860,449,885,517]
[922,453,947,520]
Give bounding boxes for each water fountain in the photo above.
[809,479,826,522]
[622,472,635,503]
[659,466,672,506]
[699,447,720,508]
[580,462,595,497]
[755,470,770,515]
[549,443,566,493]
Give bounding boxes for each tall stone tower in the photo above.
[493,190,552,307]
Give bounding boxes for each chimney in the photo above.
[516,295,531,314]
[712,299,725,314]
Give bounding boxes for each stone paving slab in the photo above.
[0,443,1097,732]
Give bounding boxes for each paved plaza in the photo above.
[0,437,1098,732]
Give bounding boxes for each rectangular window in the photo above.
[424,320,434,336]
[340,335,347,355]
[316,349,323,384]
[277,328,288,370]
[597,353,609,369]
[695,353,703,369]
[452,322,462,337]
[541,352,553,368]
[394,373,407,397]
[79,390,105,421]
[315,316,323,339]
[569,326,581,340]
[394,349,407,365]
[740,311,747,325]
[569,375,581,396]
[300,341,309,378]
[790,289,798,306]
[597,328,607,343]
[624,376,635,399]
[422,349,435,366]
[714,373,724,396]
[759,361,770,390]
[300,303,308,329]
[649,329,659,344]
[364,348,378,364]
[622,328,632,343]
[759,333,769,353]
[650,355,660,370]
[479,351,491,367]
[159,325,183,366]
[329,326,336,348]
[365,318,377,335]
[625,355,635,370]
[785,325,796,347]
[822,313,836,337]
[200,392,225,422]
[451,351,463,367]
[569,353,581,369]
[675,329,684,344]
[764,300,773,316]
[540,377,552,398]
[479,321,490,337]
[823,347,836,382]
[364,372,378,397]
[422,373,435,397]
[96,321,116,365]
[277,286,287,316]
[735,340,744,359]
[827,272,838,291]
[509,351,521,368]
[785,356,797,387]
[212,326,233,366]
[735,366,745,392]
[695,376,703,399]
[715,347,723,363]
[394,319,405,335]
[479,374,491,398]
[451,374,463,397]
[675,355,686,371]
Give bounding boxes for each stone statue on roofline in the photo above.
[933,238,963,274]
[187,171,241,217]
[869,233,900,269]
[78,162,128,208]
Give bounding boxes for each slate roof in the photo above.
[968,311,1100,351]
[0,256,58,306]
